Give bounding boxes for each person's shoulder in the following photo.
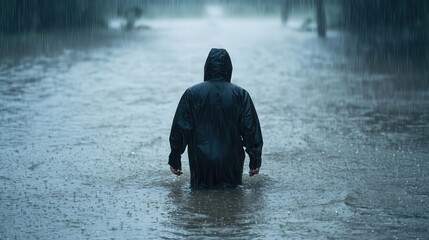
[187,81,247,95]
[189,81,207,89]
[186,82,207,93]
[228,83,250,97]
[184,82,214,99]
[229,82,245,91]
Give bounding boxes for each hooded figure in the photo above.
[168,48,263,189]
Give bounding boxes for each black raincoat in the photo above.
[168,48,263,188]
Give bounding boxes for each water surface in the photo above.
[1,18,428,239]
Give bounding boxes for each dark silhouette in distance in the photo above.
[168,48,263,189]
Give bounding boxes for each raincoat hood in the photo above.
[204,48,233,82]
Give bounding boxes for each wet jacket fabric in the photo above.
[168,48,263,188]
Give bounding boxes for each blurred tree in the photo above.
[0,0,108,33]
[339,0,429,32]
[117,6,143,30]
[280,0,292,22]
[315,0,326,37]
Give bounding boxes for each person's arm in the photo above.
[240,91,263,174]
[168,90,192,174]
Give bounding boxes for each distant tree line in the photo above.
[2,0,428,34]
[0,0,208,33]
[0,0,109,33]
[338,0,429,32]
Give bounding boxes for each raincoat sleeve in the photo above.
[168,90,193,170]
[240,91,263,169]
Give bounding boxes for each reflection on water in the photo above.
[166,186,265,239]
[0,18,428,239]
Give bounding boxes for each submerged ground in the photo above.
[1,17,428,239]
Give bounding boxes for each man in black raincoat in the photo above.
[168,48,263,189]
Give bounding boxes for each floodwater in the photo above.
[1,17,428,239]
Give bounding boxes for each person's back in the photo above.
[168,48,263,189]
